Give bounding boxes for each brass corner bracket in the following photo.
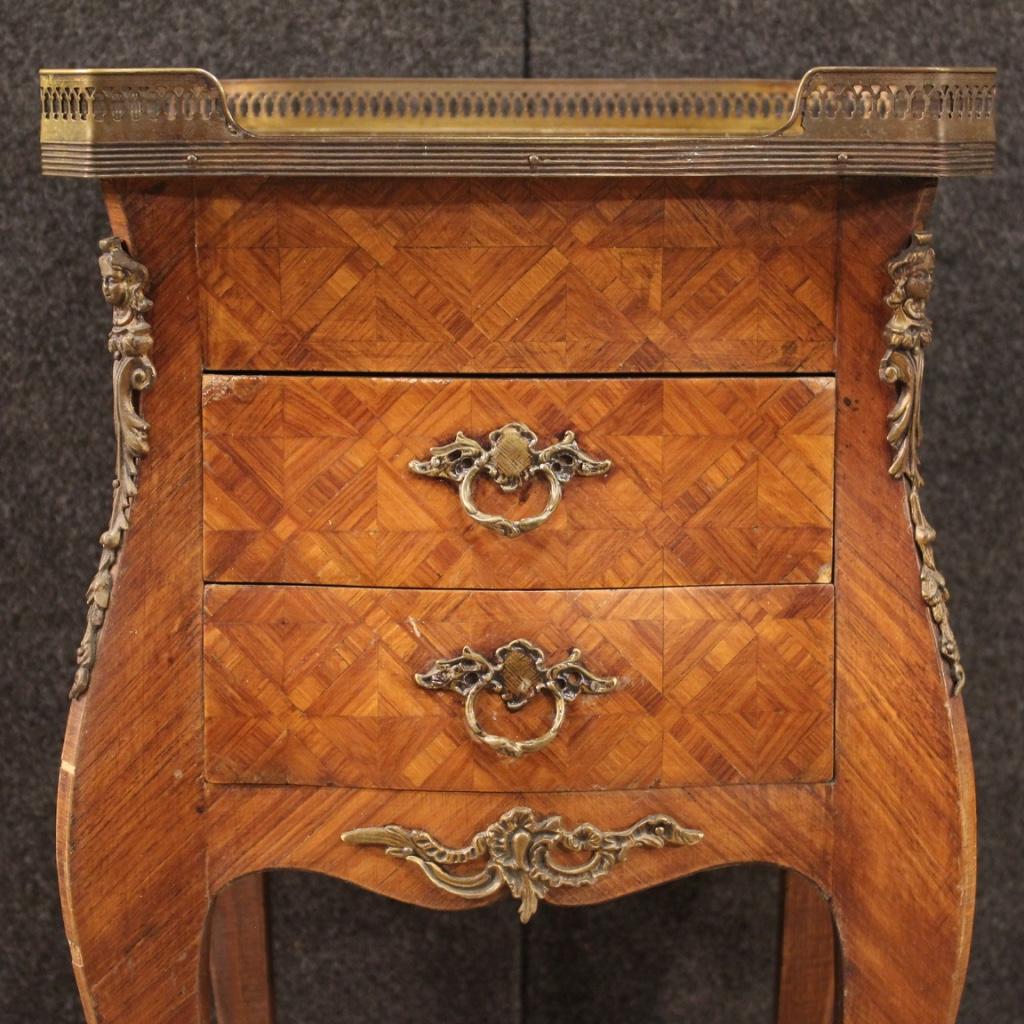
[342,807,703,923]
[70,237,156,699]
[880,230,966,695]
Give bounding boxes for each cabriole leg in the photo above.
[209,875,275,1024]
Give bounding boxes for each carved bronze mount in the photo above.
[70,237,156,699]
[880,230,966,694]
[342,807,703,922]
[416,640,618,758]
[409,422,611,537]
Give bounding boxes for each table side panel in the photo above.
[829,178,976,1021]
[57,181,211,1022]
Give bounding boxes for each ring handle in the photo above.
[458,463,562,537]
[409,422,611,538]
[414,638,619,758]
[463,680,567,757]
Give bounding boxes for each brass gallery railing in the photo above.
[38,66,995,178]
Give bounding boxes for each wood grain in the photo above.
[829,179,975,1022]
[57,181,211,1023]
[202,375,836,589]
[776,871,836,1024]
[204,784,834,913]
[197,177,838,375]
[54,175,976,1024]
[204,583,835,790]
[208,875,274,1024]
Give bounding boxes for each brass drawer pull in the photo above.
[409,422,612,537]
[415,639,618,758]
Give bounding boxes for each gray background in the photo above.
[1,1,1021,1021]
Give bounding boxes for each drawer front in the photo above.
[204,584,834,791]
[197,177,837,375]
[203,375,835,589]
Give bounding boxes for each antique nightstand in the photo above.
[42,65,995,1022]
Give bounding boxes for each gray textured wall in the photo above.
[1,2,1021,1021]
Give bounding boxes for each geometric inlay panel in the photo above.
[197,177,838,375]
[204,584,834,790]
[203,375,835,589]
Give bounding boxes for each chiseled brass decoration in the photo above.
[880,230,966,695]
[38,67,996,178]
[409,422,611,538]
[70,238,156,699]
[342,807,703,922]
[416,639,618,758]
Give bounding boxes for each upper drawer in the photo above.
[197,177,837,374]
[203,375,835,589]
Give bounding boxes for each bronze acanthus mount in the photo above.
[70,237,156,699]
[342,807,704,922]
[880,230,966,695]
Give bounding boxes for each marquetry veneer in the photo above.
[202,374,835,589]
[204,583,835,790]
[197,177,838,375]
[47,65,993,1024]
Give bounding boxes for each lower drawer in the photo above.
[204,583,834,791]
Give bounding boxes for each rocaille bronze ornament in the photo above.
[409,422,612,537]
[415,639,619,758]
[342,807,704,922]
[880,230,966,695]
[70,237,156,699]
